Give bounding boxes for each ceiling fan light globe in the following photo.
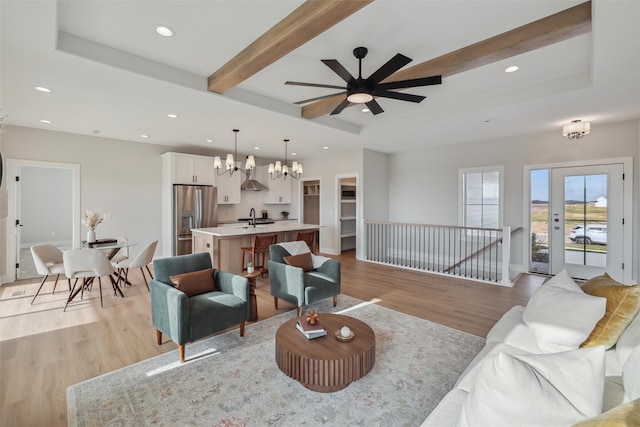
[347,92,373,104]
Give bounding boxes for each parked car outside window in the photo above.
[569,224,607,245]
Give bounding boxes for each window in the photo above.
[460,167,503,228]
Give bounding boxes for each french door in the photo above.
[549,164,624,280]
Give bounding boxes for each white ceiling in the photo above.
[1,1,638,161]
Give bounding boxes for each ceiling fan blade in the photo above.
[373,90,425,103]
[294,91,347,105]
[321,59,356,84]
[377,75,442,90]
[330,98,352,115]
[367,53,412,83]
[365,99,384,115]
[285,81,346,90]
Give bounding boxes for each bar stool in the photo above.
[296,230,316,253]
[241,234,277,278]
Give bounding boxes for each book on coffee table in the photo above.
[296,317,327,339]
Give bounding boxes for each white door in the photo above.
[5,159,79,283]
[16,165,74,279]
[550,164,624,280]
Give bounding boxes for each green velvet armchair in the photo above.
[150,252,249,363]
[268,245,340,316]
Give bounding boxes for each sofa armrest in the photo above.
[214,270,250,320]
[150,279,190,344]
[268,259,305,306]
[315,258,341,283]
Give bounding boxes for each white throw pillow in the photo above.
[523,270,606,353]
[457,347,606,427]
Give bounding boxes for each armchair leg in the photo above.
[179,345,185,363]
[296,306,302,317]
[239,321,245,337]
[156,329,162,345]
[333,295,337,307]
[273,296,278,309]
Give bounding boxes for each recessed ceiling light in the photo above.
[323,146,329,150]
[140,134,149,138]
[35,86,52,93]
[291,152,297,156]
[505,65,519,73]
[155,25,174,37]
[40,119,52,124]
[167,114,179,118]
[253,147,260,150]
[362,108,370,113]
[205,139,213,143]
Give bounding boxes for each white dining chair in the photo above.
[63,249,117,311]
[114,240,158,291]
[30,244,71,304]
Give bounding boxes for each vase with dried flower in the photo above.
[83,210,103,243]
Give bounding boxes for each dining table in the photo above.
[64,240,138,307]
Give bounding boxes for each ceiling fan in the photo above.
[285,47,442,115]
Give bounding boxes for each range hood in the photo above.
[241,169,268,191]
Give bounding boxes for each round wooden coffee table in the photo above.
[275,313,375,392]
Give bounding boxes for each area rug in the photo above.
[67,296,484,426]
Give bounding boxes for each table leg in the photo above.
[248,276,258,321]
[109,274,124,298]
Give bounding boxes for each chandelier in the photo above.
[214,129,255,176]
[562,120,590,140]
[268,139,303,180]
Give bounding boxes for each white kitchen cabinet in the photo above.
[168,153,215,185]
[215,171,242,204]
[259,166,292,204]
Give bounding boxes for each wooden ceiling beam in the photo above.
[208,0,374,94]
[302,1,591,119]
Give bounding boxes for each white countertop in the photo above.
[192,222,319,237]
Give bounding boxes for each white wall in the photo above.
[362,149,390,222]
[298,148,363,254]
[1,126,168,275]
[388,119,639,281]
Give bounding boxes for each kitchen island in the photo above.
[191,223,319,275]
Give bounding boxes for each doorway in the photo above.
[301,178,321,250]
[6,159,80,283]
[527,159,630,283]
[338,176,357,254]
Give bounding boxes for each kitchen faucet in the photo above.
[249,208,256,227]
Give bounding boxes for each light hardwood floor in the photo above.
[0,251,544,427]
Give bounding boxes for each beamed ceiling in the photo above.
[1,1,638,159]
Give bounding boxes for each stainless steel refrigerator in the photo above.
[173,185,217,256]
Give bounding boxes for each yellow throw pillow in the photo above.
[170,268,216,297]
[572,398,640,427]
[581,273,640,349]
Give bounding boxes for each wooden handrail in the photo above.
[443,226,523,273]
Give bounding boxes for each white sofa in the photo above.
[422,271,640,427]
